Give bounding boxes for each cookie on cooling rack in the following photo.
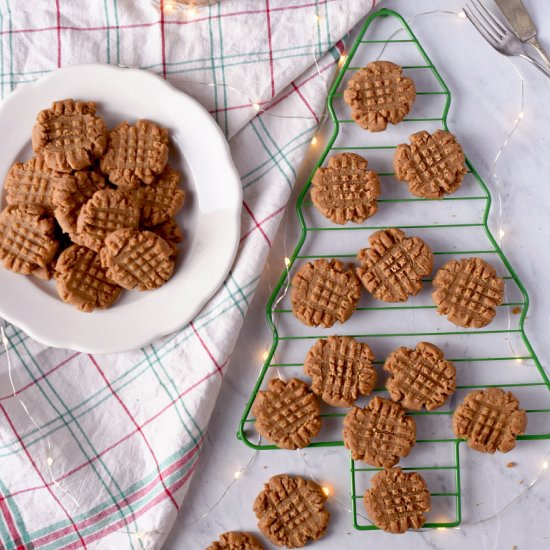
[364,467,431,533]
[100,228,175,291]
[252,377,321,450]
[75,188,140,252]
[343,61,416,132]
[207,531,264,550]
[55,244,122,312]
[253,474,330,548]
[432,257,504,328]
[453,387,527,453]
[0,204,59,275]
[100,120,169,188]
[310,152,381,224]
[394,129,466,198]
[384,342,456,411]
[356,228,433,302]
[291,258,361,328]
[304,335,376,407]
[32,99,107,172]
[343,396,416,468]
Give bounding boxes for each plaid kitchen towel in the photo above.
[0,1,378,548]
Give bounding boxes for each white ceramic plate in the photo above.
[0,64,242,353]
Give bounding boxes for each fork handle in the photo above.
[526,36,550,68]
[519,53,550,80]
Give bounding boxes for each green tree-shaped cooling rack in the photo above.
[237,8,550,530]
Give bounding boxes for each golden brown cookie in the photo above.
[432,257,504,328]
[52,170,106,238]
[31,99,107,172]
[453,387,527,453]
[384,342,456,411]
[75,189,140,252]
[32,263,56,281]
[343,61,416,132]
[252,378,321,450]
[100,120,169,187]
[54,244,122,312]
[356,228,433,302]
[363,468,431,533]
[206,531,264,550]
[4,156,65,211]
[150,218,183,257]
[100,228,175,291]
[303,335,376,407]
[291,259,361,327]
[253,474,330,548]
[135,166,185,227]
[310,153,380,224]
[394,130,467,198]
[0,205,58,274]
[343,396,416,467]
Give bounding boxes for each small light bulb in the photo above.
[252,103,261,111]
[284,257,291,267]
[499,229,505,239]
[543,460,549,470]
[437,527,447,531]
[322,486,330,496]
[47,456,53,466]
[515,357,522,364]
[518,111,525,119]
[314,15,321,23]
[262,350,269,361]
[234,470,241,479]
[339,54,347,66]
[311,136,318,146]
[458,10,466,18]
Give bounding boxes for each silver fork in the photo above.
[464,0,550,79]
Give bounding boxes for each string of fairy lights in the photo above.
[1,3,549,544]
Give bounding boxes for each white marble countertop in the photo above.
[165,0,550,548]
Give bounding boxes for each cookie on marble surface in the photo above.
[206,531,264,550]
[384,342,456,411]
[343,61,416,132]
[310,153,381,224]
[363,467,431,533]
[100,120,169,187]
[356,228,433,302]
[252,377,321,450]
[343,396,416,468]
[304,335,376,407]
[394,129,466,198]
[432,257,504,328]
[0,205,58,274]
[100,228,174,291]
[291,258,361,328]
[31,99,107,172]
[75,188,140,252]
[253,474,330,548]
[453,387,527,453]
[55,244,122,312]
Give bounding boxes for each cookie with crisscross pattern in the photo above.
[343,396,416,467]
[207,531,264,550]
[253,474,330,548]
[304,335,376,407]
[75,189,140,252]
[55,244,122,312]
[252,378,321,450]
[356,228,433,303]
[432,257,504,328]
[394,130,466,198]
[453,387,527,453]
[150,219,183,257]
[343,61,416,132]
[32,99,107,172]
[291,259,361,327]
[0,205,59,274]
[100,120,169,188]
[311,153,381,224]
[384,342,456,411]
[363,467,431,533]
[100,228,174,291]
[5,156,65,211]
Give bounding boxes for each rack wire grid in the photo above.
[237,8,550,531]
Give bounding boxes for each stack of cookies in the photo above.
[0,99,185,312]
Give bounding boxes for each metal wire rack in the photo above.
[237,8,550,531]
